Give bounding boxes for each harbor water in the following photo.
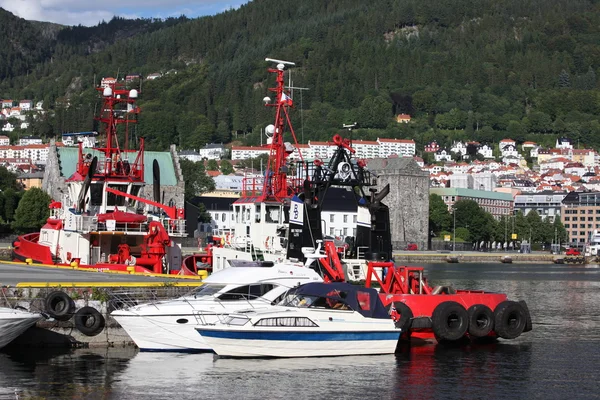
[1,262,599,399]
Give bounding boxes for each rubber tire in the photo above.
[386,301,413,332]
[494,301,527,339]
[45,291,75,321]
[519,300,533,333]
[432,301,469,342]
[467,304,494,338]
[74,306,105,337]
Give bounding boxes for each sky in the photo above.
[0,0,250,26]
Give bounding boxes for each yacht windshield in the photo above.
[188,284,227,298]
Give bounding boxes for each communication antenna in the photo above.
[265,58,295,66]
[343,122,358,145]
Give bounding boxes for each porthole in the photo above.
[176,318,189,324]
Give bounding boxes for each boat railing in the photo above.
[162,219,187,237]
[106,287,193,311]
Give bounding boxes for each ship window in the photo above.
[255,317,317,327]
[188,284,226,297]
[90,183,103,206]
[225,316,249,326]
[107,184,128,206]
[218,284,274,301]
[265,206,280,223]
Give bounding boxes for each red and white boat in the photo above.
[12,80,200,275]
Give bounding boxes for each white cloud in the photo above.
[0,0,249,26]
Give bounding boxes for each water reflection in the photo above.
[0,263,599,399]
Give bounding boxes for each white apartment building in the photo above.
[231,146,270,160]
[62,132,97,148]
[19,136,42,146]
[377,138,415,157]
[478,144,494,159]
[434,149,453,162]
[352,140,380,159]
[0,135,9,145]
[199,143,226,160]
[0,144,49,163]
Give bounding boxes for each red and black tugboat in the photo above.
[12,80,201,275]
[300,134,533,343]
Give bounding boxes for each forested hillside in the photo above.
[2,0,600,152]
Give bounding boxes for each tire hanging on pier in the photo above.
[467,304,494,338]
[431,301,468,342]
[45,291,75,321]
[74,306,105,337]
[493,301,527,339]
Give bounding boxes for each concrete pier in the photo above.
[0,260,202,349]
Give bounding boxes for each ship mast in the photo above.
[74,81,144,182]
[261,58,304,201]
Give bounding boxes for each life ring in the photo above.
[431,301,468,342]
[467,304,494,338]
[74,306,105,337]
[386,301,413,337]
[493,301,526,339]
[265,236,271,249]
[45,291,75,321]
[225,233,231,246]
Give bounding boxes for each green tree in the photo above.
[2,189,21,222]
[12,188,51,233]
[558,69,571,88]
[220,159,234,175]
[206,159,219,171]
[0,167,20,191]
[429,194,451,235]
[453,200,495,243]
[179,159,215,200]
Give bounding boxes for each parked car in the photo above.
[405,243,418,251]
[565,248,581,256]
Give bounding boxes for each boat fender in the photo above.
[386,301,413,334]
[431,301,468,342]
[45,291,75,321]
[467,304,494,338]
[518,300,533,333]
[74,306,105,337]
[493,301,526,339]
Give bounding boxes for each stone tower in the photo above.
[367,157,429,250]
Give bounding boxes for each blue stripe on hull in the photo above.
[197,330,400,341]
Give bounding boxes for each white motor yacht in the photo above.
[0,307,42,349]
[195,282,401,358]
[111,259,323,352]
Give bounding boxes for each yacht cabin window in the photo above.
[217,284,276,301]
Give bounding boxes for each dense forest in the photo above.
[2,0,600,152]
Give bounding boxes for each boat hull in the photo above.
[197,329,401,358]
[0,309,42,349]
[111,310,213,352]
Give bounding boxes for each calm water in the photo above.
[2,263,600,400]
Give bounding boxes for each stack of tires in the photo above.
[390,300,532,343]
[44,291,106,337]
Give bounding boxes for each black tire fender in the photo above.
[494,301,527,339]
[432,301,469,342]
[519,300,533,333]
[467,304,494,338]
[74,306,105,337]
[45,291,75,321]
[386,301,413,332]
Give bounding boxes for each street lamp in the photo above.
[453,208,456,252]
